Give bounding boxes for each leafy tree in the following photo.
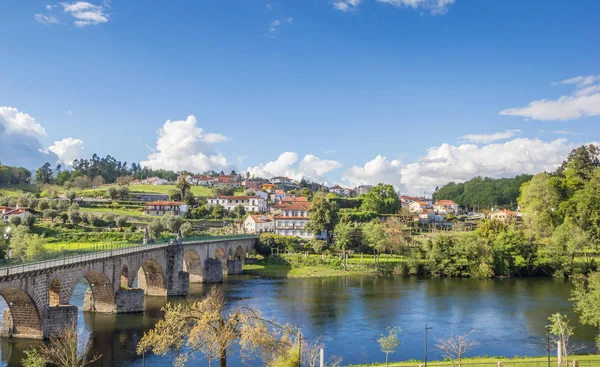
[492,228,537,277]
[362,220,389,255]
[118,186,129,200]
[72,175,92,190]
[518,173,561,238]
[549,217,588,277]
[37,199,50,211]
[333,221,354,270]
[310,239,327,254]
[176,177,192,200]
[60,213,68,224]
[548,313,579,367]
[163,214,184,233]
[9,226,47,262]
[306,195,339,242]
[66,190,77,204]
[21,349,46,367]
[180,222,193,237]
[184,191,197,206]
[21,212,36,227]
[377,326,401,367]
[213,186,235,196]
[35,162,53,184]
[168,189,181,201]
[570,168,600,249]
[137,287,295,367]
[571,271,600,345]
[107,187,118,200]
[148,220,165,240]
[116,216,128,229]
[211,204,228,219]
[233,205,246,218]
[9,215,22,226]
[360,184,400,214]
[44,209,59,223]
[116,176,133,186]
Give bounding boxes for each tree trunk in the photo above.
[220,348,227,367]
[385,352,389,367]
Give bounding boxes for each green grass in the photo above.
[0,184,40,196]
[346,354,600,367]
[128,184,245,196]
[80,207,146,217]
[243,263,372,278]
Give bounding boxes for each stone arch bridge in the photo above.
[0,236,256,339]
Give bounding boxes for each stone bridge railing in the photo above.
[0,235,257,340]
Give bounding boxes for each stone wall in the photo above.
[45,306,77,336]
[115,289,144,313]
[227,260,243,275]
[203,258,223,283]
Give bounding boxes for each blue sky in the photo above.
[0,0,599,195]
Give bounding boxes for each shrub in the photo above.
[21,212,36,227]
[180,222,193,236]
[9,215,22,226]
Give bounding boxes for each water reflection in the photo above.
[0,276,596,366]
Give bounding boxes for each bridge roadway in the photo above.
[0,235,257,339]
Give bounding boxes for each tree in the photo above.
[360,184,400,214]
[184,191,197,206]
[66,190,77,204]
[302,335,343,367]
[214,186,235,196]
[518,173,561,238]
[137,287,295,367]
[571,272,600,347]
[377,326,401,367]
[180,222,193,237]
[9,226,47,262]
[107,187,118,200]
[35,162,53,184]
[362,220,389,255]
[234,205,246,218]
[176,177,192,200]
[549,217,588,277]
[37,199,50,211]
[148,219,165,240]
[21,322,101,367]
[44,209,59,223]
[169,189,181,201]
[21,212,36,227]
[333,221,354,270]
[60,213,69,225]
[72,175,92,190]
[548,313,581,367]
[116,216,128,229]
[435,331,479,367]
[9,215,22,227]
[92,175,105,187]
[306,195,339,242]
[116,176,133,186]
[118,186,129,200]
[163,214,183,233]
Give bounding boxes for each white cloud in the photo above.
[140,115,231,173]
[246,152,342,182]
[47,137,86,165]
[500,73,600,121]
[61,1,109,27]
[343,155,404,190]
[332,0,362,12]
[34,13,59,24]
[0,107,47,137]
[553,130,579,136]
[67,110,73,117]
[46,4,53,10]
[343,138,579,195]
[270,20,281,27]
[287,17,294,23]
[459,129,521,144]
[376,0,455,14]
[266,4,272,11]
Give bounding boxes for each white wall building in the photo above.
[269,176,294,185]
[144,201,189,216]
[273,202,313,239]
[207,196,267,213]
[244,214,274,234]
[434,200,460,214]
[330,185,352,197]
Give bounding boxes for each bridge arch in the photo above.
[80,270,116,313]
[49,278,61,306]
[183,250,203,283]
[0,287,42,339]
[234,245,245,261]
[214,247,227,269]
[136,259,167,296]
[120,265,129,289]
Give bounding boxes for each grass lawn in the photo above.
[346,354,600,367]
[128,184,245,197]
[243,263,374,278]
[0,184,40,196]
[80,207,147,217]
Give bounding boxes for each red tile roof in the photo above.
[435,200,458,205]
[274,216,310,220]
[248,214,274,223]
[145,201,184,206]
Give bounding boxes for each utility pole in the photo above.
[425,324,433,367]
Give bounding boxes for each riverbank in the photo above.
[243,254,395,278]
[346,354,600,367]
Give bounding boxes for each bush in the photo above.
[21,212,36,227]
[180,222,193,236]
[9,215,22,226]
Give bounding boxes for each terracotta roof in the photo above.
[275,190,285,194]
[261,183,277,187]
[248,214,274,223]
[436,200,457,205]
[145,201,184,206]
[492,209,518,216]
[214,196,262,200]
[279,202,312,211]
[274,216,310,220]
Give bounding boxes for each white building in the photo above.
[354,185,373,195]
[269,176,294,185]
[330,185,352,197]
[274,202,313,239]
[141,177,168,185]
[434,200,460,214]
[207,196,267,213]
[244,214,274,234]
[144,201,188,216]
[409,201,432,214]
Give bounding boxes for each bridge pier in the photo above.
[115,289,144,313]
[227,260,243,275]
[203,258,223,283]
[45,305,78,336]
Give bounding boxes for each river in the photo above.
[0,276,596,366]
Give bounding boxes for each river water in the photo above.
[0,276,596,366]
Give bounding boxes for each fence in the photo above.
[0,234,257,277]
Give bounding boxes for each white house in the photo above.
[250,190,269,201]
[330,185,352,197]
[244,214,274,234]
[409,201,432,214]
[207,196,267,213]
[141,177,168,185]
[418,210,444,224]
[144,201,188,216]
[434,200,460,214]
[354,185,373,195]
[273,202,313,239]
[269,176,294,185]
